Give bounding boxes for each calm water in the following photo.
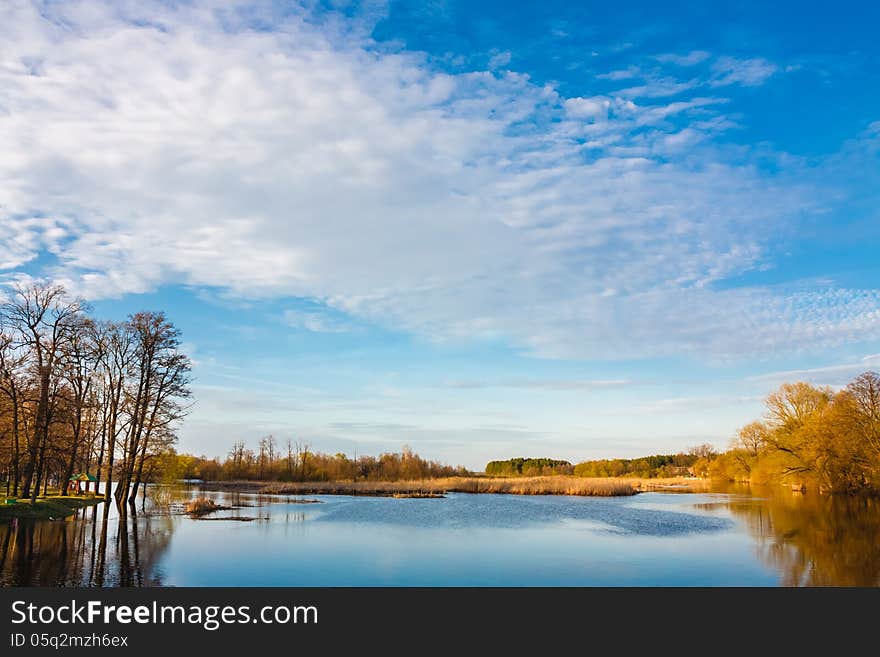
[2,487,880,586]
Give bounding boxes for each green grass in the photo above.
[0,494,104,522]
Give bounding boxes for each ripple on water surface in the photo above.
[307,492,733,536]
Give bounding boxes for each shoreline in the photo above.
[0,495,105,522]
[190,475,710,497]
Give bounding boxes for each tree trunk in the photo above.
[104,429,116,504]
[32,440,46,502]
[130,448,147,505]
[95,414,107,498]
[11,395,20,496]
[117,362,150,507]
[26,367,51,503]
[61,416,82,497]
[21,437,38,499]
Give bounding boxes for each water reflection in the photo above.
[3,488,880,586]
[0,503,173,587]
[703,490,880,586]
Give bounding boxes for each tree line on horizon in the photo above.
[162,366,880,494]
[0,283,192,508]
[572,448,712,478]
[485,457,573,476]
[485,445,715,479]
[160,440,470,483]
[487,373,880,494]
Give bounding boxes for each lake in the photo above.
[2,487,880,586]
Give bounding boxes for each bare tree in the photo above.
[286,438,294,479]
[229,440,246,479]
[96,321,135,503]
[765,382,833,433]
[296,440,311,482]
[0,326,27,495]
[1,283,86,502]
[115,312,191,508]
[734,421,767,457]
[845,371,880,456]
[0,283,195,504]
[687,443,717,459]
[59,317,97,495]
[129,347,192,503]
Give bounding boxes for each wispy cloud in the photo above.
[0,0,877,361]
[487,50,512,69]
[655,51,711,66]
[328,421,421,433]
[615,76,699,98]
[283,308,353,333]
[597,66,641,80]
[441,379,641,391]
[749,354,880,384]
[710,56,778,87]
[605,395,763,416]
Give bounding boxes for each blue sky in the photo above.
[1,0,879,469]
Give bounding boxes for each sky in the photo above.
[1,0,879,469]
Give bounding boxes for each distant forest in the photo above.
[485,457,572,476]
[162,443,470,483]
[486,449,710,479]
[572,450,706,478]
[164,369,880,495]
[487,372,880,494]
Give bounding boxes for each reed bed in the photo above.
[262,476,639,497]
[448,476,638,496]
[261,480,448,497]
[632,477,710,492]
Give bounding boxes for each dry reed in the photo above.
[262,476,639,497]
[632,477,710,492]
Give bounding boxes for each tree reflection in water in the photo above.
[712,489,880,586]
[3,488,880,586]
[0,503,173,586]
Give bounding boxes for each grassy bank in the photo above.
[0,495,104,522]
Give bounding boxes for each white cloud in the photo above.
[283,308,352,333]
[0,216,70,269]
[488,50,512,69]
[710,56,778,87]
[615,77,699,98]
[614,395,762,416]
[1,0,877,360]
[749,354,880,385]
[597,66,640,80]
[441,379,639,390]
[655,51,711,66]
[563,96,612,120]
